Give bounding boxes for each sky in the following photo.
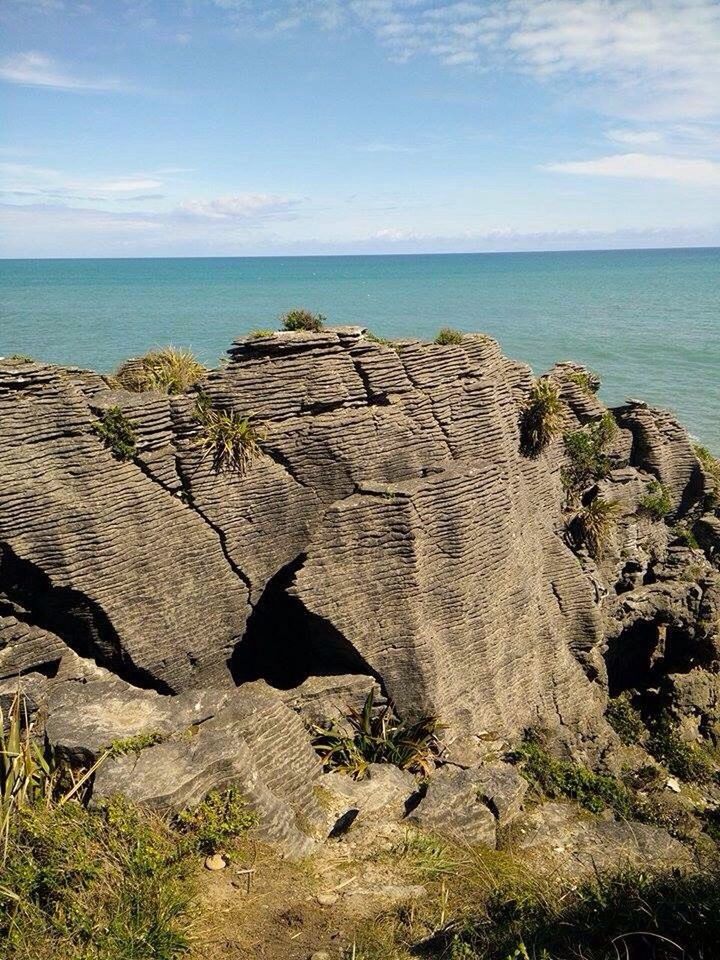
[1,0,719,257]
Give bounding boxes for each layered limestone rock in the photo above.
[2,330,718,853]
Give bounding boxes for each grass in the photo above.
[248,328,275,339]
[572,496,620,558]
[108,732,166,757]
[693,442,720,507]
[562,412,618,495]
[639,480,673,519]
[646,712,717,785]
[193,394,265,475]
[520,379,564,456]
[115,347,206,395]
[174,787,257,855]
[365,330,399,349]
[280,308,325,332]
[311,690,441,779]
[566,367,601,395]
[434,327,465,345]
[606,694,646,746]
[92,407,137,461]
[671,524,700,548]
[508,733,636,818]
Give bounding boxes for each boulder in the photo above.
[315,763,418,836]
[407,767,497,847]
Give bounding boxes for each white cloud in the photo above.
[0,164,164,200]
[178,194,300,220]
[0,52,127,92]
[226,1,720,122]
[606,129,664,146]
[545,152,720,186]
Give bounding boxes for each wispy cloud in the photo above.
[545,152,720,187]
[606,129,664,146]
[178,194,301,220]
[221,1,720,124]
[0,163,165,201]
[0,52,128,92]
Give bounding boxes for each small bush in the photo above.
[520,379,564,456]
[174,787,257,854]
[115,347,205,395]
[639,480,672,519]
[671,524,700,549]
[508,733,635,817]
[365,331,399,349]
[434,327,465,345]
[567,367,601,394]
[281,308,325,332]
[606,694,646,745]
[312,690,441,779]
[92,407,138,461]
[562,412,618,493]
[647,712,716,784]
[248,328,274,339]
[573,496,620,558]
[5,354,34,363]
[193,395,265,475]
[694,442,720,506]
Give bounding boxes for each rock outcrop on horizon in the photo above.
[1,328,719,855]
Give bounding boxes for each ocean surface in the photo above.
[1,248,718,450]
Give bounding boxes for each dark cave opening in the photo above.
[605,618,707,700]
[229,555,376,690]
[0,542,172,694]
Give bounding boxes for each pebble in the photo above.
[204,853,227,871]
[666,777,682,794]
[316,893,339,907]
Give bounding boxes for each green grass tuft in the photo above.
[647,712,717,784]
[92,407,138,461]
[115,347,206,395]
[566,367,601,394]
[520,379,564,456]
[280,308,325,332]
[174,786,257,855]
[606,694,646,746]
[639,480,673,519]
[562,412,618,494]
[434,327,465,345]
[248,328,275,339]
[572,496,620,558]
[193,394,265,475]
[109,732,165,757]
[312,690,441,779]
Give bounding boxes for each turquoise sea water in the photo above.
[1,248,718,450]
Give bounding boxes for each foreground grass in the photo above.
[0,789,256,960]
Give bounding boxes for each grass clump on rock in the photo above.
[573,495,620,558]
[520,378,564,456]
[194,394,265,476]
[281,308,325,332]
[115,346,206,395]
[606,694,646,746]
[93,406,137,461]
[174,786,257,855]
[567,367,601,395]
[562,412,618,495]
[434,327,465,345]
[312,690,441,780]
[639,480,673,519]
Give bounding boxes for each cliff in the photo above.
[1,328,719,857]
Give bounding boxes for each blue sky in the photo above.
[1,0,719,257]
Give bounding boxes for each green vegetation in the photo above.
[520,379,564,456]
[174,786,257,854]
[647,712,717,784]
[567,367,601,394]
[434,327,465,345]
[606,694,646,746]
[312,690,441,779]
[365,331,399,349]
[280,308,326,332]
[109,732,165,758]
[639,479,673,519]
[92,406,138,461]
[248,328,274,339]
[671,524,699,548]
[573,496,620,558]
[694,442,720,506]
[508,733,635,817]
[562,412,618,494]
[115,346,206,394]
[4,354,34,363]
[193,394,265,475]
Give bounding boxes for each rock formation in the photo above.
[1,329,719,856]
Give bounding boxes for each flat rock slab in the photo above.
[317,763,418,837]
[407,766,497,848]
[514,801,691,878]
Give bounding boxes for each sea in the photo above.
[1,247,718,450]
